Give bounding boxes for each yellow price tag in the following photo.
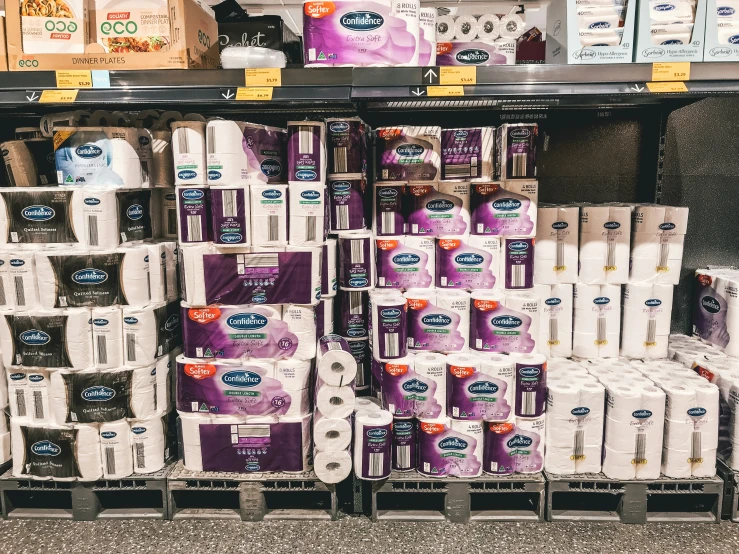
[39,89,79,103]
[245,69,282,87]
[439,67,476,85]
[651,62,691,82]
[427,86,464,97]
[235,87,273,101]
[646,81,688,93]
[55,70,92,89]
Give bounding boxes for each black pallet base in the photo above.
[0,464,172,520]
[717,460,739,522]
[167,462,338,521]
[546,472,724,524]
[370,471,545,523]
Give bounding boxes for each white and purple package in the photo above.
[469,292,539,354]
[417,417,482,477]
[347,337,371,389]
[406,184,469,236]
[328,175,367,232]
[354,410,393,480]
[436,236,500,290]
[287,121,325,184]
[338,231,375,290]
[446,353,514,422]
[370,291,408,360]
[337,289,370,338]
[513,353,547,418]
[375,183,407,236]
[376,127,441,182]
[209,186,250,246]
[382,357,444,419]
[180,305,299,360]
[436,40,516,66]
[376,237,434,289]
[482,417,545,475]
[470,182,538,237]
[494,124,538,181]
[177,186,211,243]
[326,118,367,175]
[440,127,494,181]
[321,238,337,298]
[303,1,419,67]
[392,418,417,471]
[502,237,535,290]
[405,290,469,352]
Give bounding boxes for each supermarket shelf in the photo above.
[167,461,338,521]
[546,472,724,524]
[717,460,739,522]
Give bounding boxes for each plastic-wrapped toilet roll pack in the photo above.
[483,417,545,475]
[513,353,548,418]
[392,417,418,471]
[620,283,674,359]
[338,231,375,291]
[630,205,689,285]
[469,291,539,354]
[287,121,326,186]
[375,127,441,182]
[122,301,182,367]
[417,417,482,477]
[440,127,494,182]
[375,184,407,236]
[573,284,622,359]
[336,290,369,339]
[406,183,470,236]
[381,355,445,419]
[446,352,514,422]
[470,181,538,237]
[209,185,251,246]
[692,268,739,356]
[172,121,207,186]
[353,410,393,480]
[376,236,435,289]
[534,205,579,284]
[533,284,574,358]
[176,186,212,244]
[502,237,535,290]
[1,138,57,187]
[495,124,538,181]
[370,291,408,360]
[325,118,367,175]
[328,175,368,232]
[436,235,501,290]
[250,185,288,246]
[146,241,179,303]
[321,239,338,298]
[0,248,43,309]
[289,183,326,246]
[405,289,469,353]
[578,204,631,284]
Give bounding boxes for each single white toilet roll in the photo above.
[316,334,358,386]
[314,449,353,484]
[316,386,355,419]
[314,417,352,452]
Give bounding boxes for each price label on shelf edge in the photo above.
[646,82,689,93]
[651,63,691,82]
[235,87,274,101]
[439,67,476,85]
[39,89,79,103]
[244,69,282,87]
[427,86,465,97]
[55,70,92,89]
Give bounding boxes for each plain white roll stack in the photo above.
[630,205,689,285]
[100,420,134,479]
[130,416,167,474]
[573,284,622,358]
[578,204,631,285]
[533,284,574,358]
[250,185,289,246]
[534,205,579,285]
[620,283,674,359]
[172,121,207,186]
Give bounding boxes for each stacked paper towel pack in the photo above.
[576,0,630,47]
[0,109,185,481]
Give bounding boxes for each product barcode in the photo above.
[146,272,151,301]
[646,319,657,344]
[10,232,18,243]
[573,429,585,459]
[238,425,271,438]
[96,335,108,365]
[368,452,384,477]
[384,333,399,358]
[440,276,448,287]
[511,153,528,177]
[424,462,430,473]
[549,318,559,344]
[396,445,411,469]
[350,239,364,264]
[325,341,342,351]
[177,129,190,154]
[222,189,237,217]
[381,212,395,235]
[87,215,99,246]
[140,161,149,184]
[135,442,146,469]
[4,162,16,187]
[243,254,279,268]
[634,433,647,464]
[105,447,116,475]
[167,209,177,235]
[336,205,349,230]
[33,390,44,420]
[411,224,418,234]
[59,296,68,307]
[407,336,414,348]
[605,242,616,269]
[691,431,702,461]
[0,276,6,306]
[268,215,279,242]
[15,389,26,418]
[161,258,167,296]
[187,215,202,242]
[658,242,669,269]
[521,391,537,416]
[207,125,216,154]
[332,147,348,173]
[382,169,389,180]
[445,164,475,178]
[477,223,484,233]
[14,276,25,307]
[308,48,316,61]
[556,241,565,268]
[349,291,363,314]
[476,338,482,349]
[299,126,314,154]
[597,317,607,343]
[305,216,317,242]
[510,264,526,288]
[126,333,136,362]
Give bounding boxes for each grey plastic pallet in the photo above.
[546,471,724,524]
[167,461,338,521]
[0,464,172,520]
[370,471,545,523]
[717,459,739,522]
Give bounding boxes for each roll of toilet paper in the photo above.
[375,184,407,236]
[371,291,408,360]
[287,121,326,185]
[534,205,579,285]
[316,334,357,387]
[376,236,434,289]
[0,308,93,369]
[172,121,207,186]
[578,205,631,284]
[209,185,251,246]
[147,241,178,303]
[314,417,352,452]
[91,307,124,369]
[436,14,456,41]
[283,304,318,360]
[355,396,382,415]
[176,186,211,244]
[512,353,547,418]
[130,416,167,474]
[289,183,326,246]
[100,420,134,479]
[0,248,41,309]
[250,184,288,246]
[123,301,181,367]
[469,291,539,354]
[353,409,392,480]
[338,231,375,291]
[454,15,479,40]
[316,385,356,420]
[499,12,525,39]
[573,283,621,359]
[436,235,500,291]
[392,418,417,471]
[314,449,352,484]
[533,283,574,358]
[477,13,501,39]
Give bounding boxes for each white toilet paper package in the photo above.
[534,205,579,284]
[123,301,182,366]
[578,204,632,284]
[1,139,57,188]
[176,186,212,244]
[381,356,444,419]
[35,247,150,308]
[146,241,179,303]
[630,204,689,284]
[0,248,42,310]
[620,283,674,359]
[181,304,300,360]
[82,189,155,247]
[287,121,326,185]
[210,186,251,246]
[482,417,545,475]
[533,284,574,358]
[446,352,514,421]
[573,283,622,359]
[470,181,538,237]
[417,417,482,478]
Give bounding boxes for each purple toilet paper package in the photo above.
[287,121,323,183]
[338,233,373,290]
[482,419,545,475]
[407,185,469,236]
[376,238,433,289]
[440,127,494,181]
[376,127,441,182]
[436,237,499,290]
[515,359,547,418]
[337,290,369,338]
[373,301,408,360]
[328,175,367,232]
[417,420,482,478]
[210,187,249,245]
[470,296,538,354]
[326,118,367,174]
[446,362,512,421]
[347,337,371,388]
[178,186,212,243]
[382,361,443,419]
[181,306,298,359]
[406,296,467,352]
[436,41,516,67]
[358,422,392,480]
[693,272,729,349]
[375,184,407,236]
[392,418,417,471]
[495,124,538,181]
[470,182,537,237]
[503,237,535,290]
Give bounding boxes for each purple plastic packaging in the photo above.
[392,418,417,471]
[440,128,486,180]
[436,237,498,290]
[326,119,366,175]
[338,234,373,290]
[514,359,547,417]
[376,127,440,182]
[693,273,729,348]
[406,185,468,236]
[358,421,392,480]
[287,122,323,183]
[382,362,443,419]
[328,175,367,232]
[203,251,318,305]
[376,238,433,289]
[375,184,406,236]
[178,186,212,243]
[470,183,535,236]
[446,363,512,421]
[406,297,467,352]
[198,421,306,472]
[181,306,298,359]
[495,124,538,181]
[482,420,544,475]
[437,41,515,66]
[321,240,337,297]
[371,357,383,385]
[374,301,408,360]
[417,420,482,478]
[503,238,534,290]
[469,298,536,354]
[347,337,370,389]
[210,187,249,245]
[177,360,292,416]
[337,290,369,338]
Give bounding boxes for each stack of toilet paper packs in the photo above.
[0,109,184,481]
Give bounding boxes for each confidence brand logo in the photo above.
[226,313,269,330]
[552,221,568,230]
[31,440,61,456]
[422,314,452,327]
[492,198,521,211]
[392,253,420,266]
[396,144,425,157]
[84,197,101,206]
[72,268,108,285]
[402,378,429,393]
[545,298,561,306]
[131,427,147,434]
[439,437,468,450]
[426,200,454,212]
[329,122,350,133]
[346,328,366,337]
[659,222,676,230]
[378,188,397,198]
[455,253,483,266]
[508,241,529,251]
[519,367,540,378]
[571,407,590,416]
[645,299,662,307]
[349,277,368,288]
[604,221,621,229]
[332,182,351,192]
[21,205,55,221]
[702,296,721,314]
[380,308,401,319]
[101,431,117,439]
[366,428,388,439]
[468,380,498,394]
[75,144,103,159]
[507,434,533,448]
[81,386,116,401]
[593,297,610,305]
[126,204,143,220]
[29,374,44,382]
[221,370,262,388]
[296,170,318,181]
[178,170,197,180]
[124,317,138,324]
[632,410,653,419]
[588,21,611,29]
[301,190,321,200]
[262,189,282,199]
[220,233,243,243]
[165,315,180,332]
[455,48,490,64]
[394,421,413,432]
[491,316,522,329]
[454,130,469,139]
[9,373,24,381]
[182,189,204,200]
[9,259,24,266]
[93,318,109,326]
[208,170,222,180]
[260,158,282,177]
[340,11,384,31]
[688,407,707,417]
[510,128,531,139]
[19,329,50,345]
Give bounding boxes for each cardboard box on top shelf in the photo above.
[0,17,8,71]
[634,0,707,62]
[6,0,219,70]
